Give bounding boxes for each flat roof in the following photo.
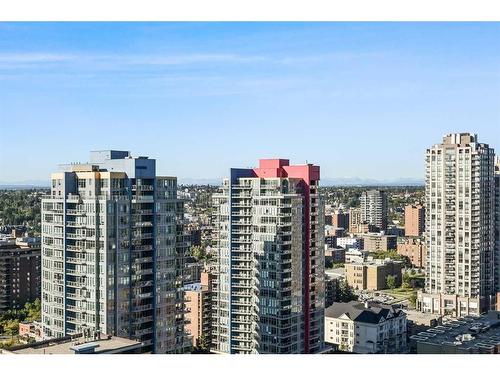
[6,335,142,354]
[410,312,500,350]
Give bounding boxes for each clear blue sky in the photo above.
[0,22,499,183]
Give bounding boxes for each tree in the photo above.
[409,291,417,309]
[197,334,210,353]
[25,299,41,322]
[3,319,19,337]
[402,273,411,289]
[336,279,357,303]
[386,275,397,290]
[191,245,205,260]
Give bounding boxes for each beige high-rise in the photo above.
[418,134,496,317]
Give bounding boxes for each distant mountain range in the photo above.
[0,180,50,189]
[0,177,424,189]
[176,177,424,186]
[320,177,424,187]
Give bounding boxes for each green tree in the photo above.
[191,245,205,260]
[336,279,357,303]
[402,273,411,289]
[197,334,210,353]
[3,319,19,336]
[386,275,397,290]
[409,291,417,309]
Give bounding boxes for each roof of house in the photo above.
[325,301,404,324]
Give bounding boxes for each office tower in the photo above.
[0,236,41,313]
[405,204,425,237]
[211,159,325,354]
[418,134,496,316]
[41,150,188,353]
[360,190,388,231]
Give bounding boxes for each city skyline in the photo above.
[1,22,499,183]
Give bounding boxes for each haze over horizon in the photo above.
[0,22,499,183]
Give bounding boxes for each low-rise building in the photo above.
[397,237,427,269]
[325,247,346,265]
[410,311,500,354]
[325,301,407,353]
[345,259,403,291]
[358,232,397,252]
[18,321,43,342]
[336,236,363,250]
[345,249,368,264]
[1,333,142,354]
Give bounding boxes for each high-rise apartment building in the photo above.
[185,272,213,349]
[211,159,325,354]
[418,134,496,317]
[495,157,500,292]
[331,210,349,230]
[41,150,188,353]
[404,204,425,237]
[360,190,388,231]
[348,208,362,233]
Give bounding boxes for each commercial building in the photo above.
[0,236,41,313]
[1,332,142,354]
[336,236,363,250]
[211,159,325,354]
[418,134,496,317]
[360,190,388,231]
[404,204,425,237]
[40,150,189,353]
[358,233,397,253]
[324,301,407,353]
[397,237,427,269]
[345,259,403,291]
[185,272,213,348]
[410,310,500,354]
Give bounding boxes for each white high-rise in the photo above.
[41,150,189,353]
[417,134,496,316]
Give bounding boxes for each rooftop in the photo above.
[325,301,405,324]
[2,333,142,354]
[410,310,500,352]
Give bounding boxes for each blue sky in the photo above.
[0,22,499,183]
